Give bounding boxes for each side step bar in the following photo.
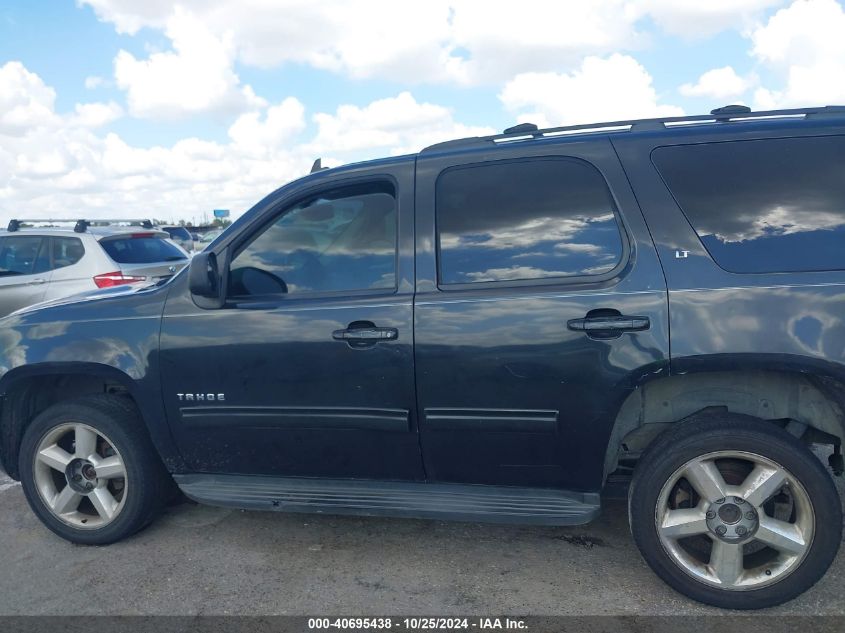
[174,474,601,526]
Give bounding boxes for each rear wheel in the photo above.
[629,415,842,609]
[19,394,172,545]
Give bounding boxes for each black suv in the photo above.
[1,105,844,610]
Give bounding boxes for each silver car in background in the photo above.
[160,225,195,253]
[0,219,190,317]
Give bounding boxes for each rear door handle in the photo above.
[332,327,398,341]
[567,315,650,333]
[27,278,47,285]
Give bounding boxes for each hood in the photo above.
[8,280,162,318]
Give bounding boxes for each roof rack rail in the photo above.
[6,218,155,233]
[421,105,845,154]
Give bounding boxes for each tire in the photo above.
[629,414,842,609]
[19,394,173,545]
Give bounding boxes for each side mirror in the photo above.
[189,251,221,299]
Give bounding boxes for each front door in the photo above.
[160,164,424,480]
[413,140,670,491]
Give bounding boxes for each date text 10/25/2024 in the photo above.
[307,618,527,630]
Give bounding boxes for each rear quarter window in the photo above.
[653,136,845,273]
[52,237,85,269]
[100,236,187,264]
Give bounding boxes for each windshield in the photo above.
[200,230,223,243]
[100,236,187,264]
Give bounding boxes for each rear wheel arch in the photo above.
[0,363,182,479]
[603,369,845,482]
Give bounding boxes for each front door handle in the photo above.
[567,315,650,334]
[27,278,47,285]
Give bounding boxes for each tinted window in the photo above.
[653,136,845,273]
[229,182,397,297]
[436,159,624,285]
[101,236,187,264]
[164,227,192,241]
[52,237,85,270]
[200,230,223,244]
[0,236,46,276]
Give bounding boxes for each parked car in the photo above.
[1,105,844,610]
[197,228,223,247]
[160,226,195,253]
[0,219,190,317]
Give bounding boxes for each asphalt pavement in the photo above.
[0,462,843,616]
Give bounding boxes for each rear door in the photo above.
[0,235,52,316]
[41,235,94,301]
[414,139,669,490]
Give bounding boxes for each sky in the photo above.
[0,0,844,225]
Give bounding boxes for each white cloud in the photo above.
[445,0,645,83]
[84,75,105,89]
[80,0,790,87]
[228,97,306,155]
[81,0,175,34]
[679,66,753,100]
[71,101,124,128]
[238,2,458,83]
[749,0,845,108]
[0,61,59,136]
[308,91,495,156]
[89,1,464,85]
[113,8,265,119]
[626,0,787,38]
[0,63,489,224]
[466,266,575,282]
[16,150,69,179]
[499,54,683,127]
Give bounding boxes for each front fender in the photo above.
[0,284,185,476]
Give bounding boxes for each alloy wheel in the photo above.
[655,450,814,590]
[32,423,128,529]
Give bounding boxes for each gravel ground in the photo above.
[0,461,842,617]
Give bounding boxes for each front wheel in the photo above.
[19,394,172,545]
[629,415,842,609]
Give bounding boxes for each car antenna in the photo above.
[310,158,328,174]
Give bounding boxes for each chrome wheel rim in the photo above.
[655,450,814,591]
[33,423,128,529]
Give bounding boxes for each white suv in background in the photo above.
[0,219,190,317]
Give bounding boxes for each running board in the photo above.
[173,474,600,526]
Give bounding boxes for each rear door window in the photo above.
[653,136,845,273]
[101,236,187,264]
[435,158,624,285]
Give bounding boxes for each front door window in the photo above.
[229,182,397,297]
